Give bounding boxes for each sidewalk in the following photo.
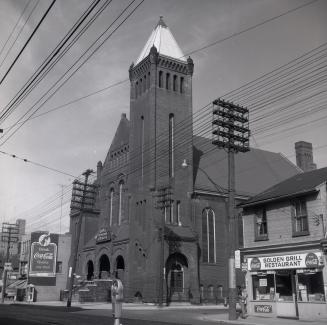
[9,300,327,325]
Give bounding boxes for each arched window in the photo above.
[118,181,124,225]
[202,208,216,263]
[169,113,174,178]
[180,77,184,93]
[166,73,170,90]
[159,71,163,88]
[173,75,177,91]
[109,188,114,226]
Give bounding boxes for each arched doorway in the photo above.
[165,253,189,302]
[86,260,94,281]
[115,255,125,282]
[99,254,110,279]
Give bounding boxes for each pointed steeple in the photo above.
[135,17,186,65]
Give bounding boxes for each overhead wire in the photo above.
[0,0,57,85]
[0,0,105,122]
[0,0,41,71]
[0,0,145,146]
[0,0,33,60]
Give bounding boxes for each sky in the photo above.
[0,0,326,234]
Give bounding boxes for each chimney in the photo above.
[295,141,317,172]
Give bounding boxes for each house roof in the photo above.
[135,17,186,65]
[193,136,300,197]
[241,167,327,207]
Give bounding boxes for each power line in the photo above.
[0,0,41,71]
[0,0,145,146]
[0,149,77,177]
[182,0,318,58]
[0,0,57,85]
[0,0,105,122]
[0,0,33,60]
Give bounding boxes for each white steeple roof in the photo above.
[135,17,186,65]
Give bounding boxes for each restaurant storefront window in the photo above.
[297,271,325,302]
[252,274,275,301]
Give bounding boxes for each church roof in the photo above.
[135,17,186,65]
[193,136,301,197]
[109,113,130,153]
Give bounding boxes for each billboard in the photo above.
[28,232,59,286]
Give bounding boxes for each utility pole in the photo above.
[1,222,19,303]
[66,169,94,307]
[59,184,64,234]
[154,186,173,307]
[212,98,250,320]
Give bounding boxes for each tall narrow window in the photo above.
[169,114,174,178]
[292,199,309,236]
[177,201,181,225]
[255,208,268,240]
[135,82,138,98]
[169,201,174,224]
[143,75,146,92]
[141,116,144,180]
[173,75,177,91]
[159,71,163,88]
[109,189,114,226]
[202,208,216,263]
[118,182,123,225]
[166,73,170,90]
[147,72,150,88]
[140,79,143,95]
[180,77,184,93]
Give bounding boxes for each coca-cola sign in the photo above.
[29,232,58,277]
[254,305,272,313]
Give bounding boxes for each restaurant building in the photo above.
[241,167,327,320]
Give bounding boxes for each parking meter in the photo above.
[111,279,123,325]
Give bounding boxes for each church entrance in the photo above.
[166,253,189,302]
[86,260,94,280]
[99,254,110,279]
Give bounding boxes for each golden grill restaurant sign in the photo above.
[248,252,324,271]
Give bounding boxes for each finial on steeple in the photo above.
[157,16,167,28]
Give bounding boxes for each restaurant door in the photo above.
[275,270,298,318]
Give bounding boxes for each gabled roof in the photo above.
[193,136,300,197]
[135,17,186,65]
[241,167,327,207]
[109,113,130,153]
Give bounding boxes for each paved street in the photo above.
[1,302,327,325]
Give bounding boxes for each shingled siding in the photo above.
[243,189,326,248]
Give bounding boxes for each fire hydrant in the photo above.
[111,279,123,325]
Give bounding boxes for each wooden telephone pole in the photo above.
[154,186,173,306]
[66,169,95,307]
[212,98,250,320]
[1,223,19,303]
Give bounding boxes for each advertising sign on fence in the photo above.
[28,232,58,286]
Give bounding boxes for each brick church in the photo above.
[69,17,300,303]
